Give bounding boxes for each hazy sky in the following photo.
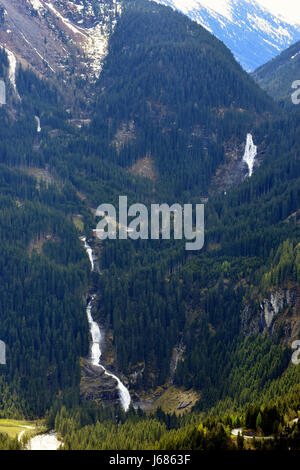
[257,0,300,24]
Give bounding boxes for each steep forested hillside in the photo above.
[0,50,91,417]
[43,103,300,451]
[253,40,300,104]
[92,0,274,198]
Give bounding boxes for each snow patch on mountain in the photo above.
[4,48,20,99]
[82,2,122,78]
[165,0,233,21]
[45,2,87,37]
[29,0,44,12]
[1,1,123,81]
[153,0,300,70]
[257,0,300,26]
[43,1,122,78]
[247,13,292,40]
[83,25,110,78]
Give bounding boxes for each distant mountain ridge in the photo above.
[252,40,300,103]
[153,0,300,70]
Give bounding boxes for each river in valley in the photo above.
[27,432,61,451]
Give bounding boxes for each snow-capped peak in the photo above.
[153,0,300,70]
[166,0,234,21]
[256,0,300,26]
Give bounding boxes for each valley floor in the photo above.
[0,418,46,445]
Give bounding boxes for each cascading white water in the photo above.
[243,133,257,177]
[82,236,94,271]
[27,432,61,451]
[81,237,131,412]
[35,116,41,133]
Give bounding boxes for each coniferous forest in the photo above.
[0,0,300,451]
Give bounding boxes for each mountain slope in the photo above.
[0,0,122,93]
[153,0,300,71]
[0,0,279,417]
[91,0,275,198]
[253,40,300,103]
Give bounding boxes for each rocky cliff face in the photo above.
[80,359,120,406]
[242,287,300,345]
[260,290,291,329]
[0,0,122,84]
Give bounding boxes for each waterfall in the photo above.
[27,432,61,451]
[35,116,41,133]
[82,236,94,271]
[243,133,257,177]
[81,236,131,411]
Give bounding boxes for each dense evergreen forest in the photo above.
[0,0,300,451]
[46,382,300,450]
